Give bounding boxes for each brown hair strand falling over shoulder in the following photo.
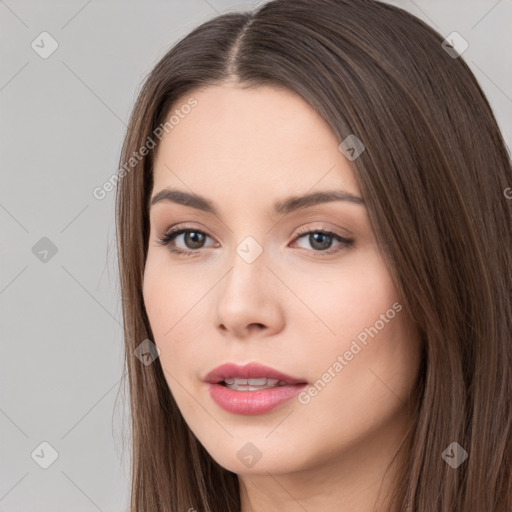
[115,1,512,510]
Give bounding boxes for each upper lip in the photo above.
[204,362,308,385]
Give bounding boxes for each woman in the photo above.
[115,0,512,510]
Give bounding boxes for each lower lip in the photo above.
[207,382,308,415]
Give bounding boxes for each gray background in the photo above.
[1,0,510,510]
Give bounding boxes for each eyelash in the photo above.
[156,225,354,258]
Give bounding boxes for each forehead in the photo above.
[152,84,361,202]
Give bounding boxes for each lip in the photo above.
[207,383,307,415]
[203,362,307,385]
[204,362,308,416]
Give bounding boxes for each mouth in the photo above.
[203,362,308,415]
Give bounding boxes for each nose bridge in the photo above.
[234,234,266,267]
[223,232,268,297]
[214,229,281,334]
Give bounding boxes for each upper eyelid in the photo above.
[159,224,351,246]
[161,223,347,238]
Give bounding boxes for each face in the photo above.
[143,83,421,478]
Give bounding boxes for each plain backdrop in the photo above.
[1,0,511,510]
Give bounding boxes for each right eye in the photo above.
[157,227,217,256]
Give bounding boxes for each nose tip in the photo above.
[215,255,284,339]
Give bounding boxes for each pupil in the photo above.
[310,233,332,250]
[185,231,205,249]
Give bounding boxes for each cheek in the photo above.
[293,248,418,410]
[143,249,198,336]
[142,260,170,339]
[142,251,210,373]
[287,246,399,343]
[142,254,181,364]
[293,307,419,464]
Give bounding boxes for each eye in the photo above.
[292,226,354,256]
[156,227,216,256]
[156,225,354,257]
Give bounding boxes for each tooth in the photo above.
[226,384,278,391]
[222,377,289,390]
[247,378,268,385]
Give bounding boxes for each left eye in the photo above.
[293,228,353,254]
[156,227,354,256]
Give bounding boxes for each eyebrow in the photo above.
[149,187,365,216]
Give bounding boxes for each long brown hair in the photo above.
[114,0,512,510]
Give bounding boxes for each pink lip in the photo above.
[203,362,307,385]
[204,362,308,416]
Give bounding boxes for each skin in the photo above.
[142,82,422,512]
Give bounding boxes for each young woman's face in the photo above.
[143,83,422,477]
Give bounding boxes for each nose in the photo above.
[214,237,285,340]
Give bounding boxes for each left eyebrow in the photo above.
[149,187,365,216]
